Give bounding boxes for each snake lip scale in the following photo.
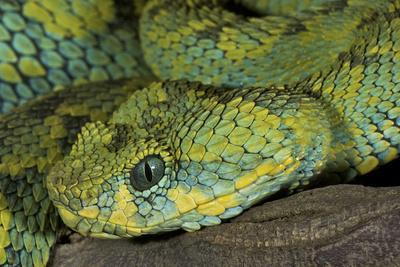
[0,0,399,266]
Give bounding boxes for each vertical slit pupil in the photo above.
[144,162,153,182]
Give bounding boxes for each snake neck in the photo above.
[301,8,400,181]
[107,80,335,190]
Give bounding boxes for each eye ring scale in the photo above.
[130,155,165,191]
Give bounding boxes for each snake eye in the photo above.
[130,155,165,191]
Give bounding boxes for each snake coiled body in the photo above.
[0,0,399,266]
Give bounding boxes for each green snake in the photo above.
[0,0,399,266]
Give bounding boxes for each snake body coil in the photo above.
[0,0,399,266]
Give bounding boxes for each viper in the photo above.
[0,0,399,266]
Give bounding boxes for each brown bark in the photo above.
[50,184,400,267]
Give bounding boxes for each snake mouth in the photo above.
[56,205,141,239]
[54,203,181,239]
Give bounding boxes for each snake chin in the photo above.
[55,204,158,239]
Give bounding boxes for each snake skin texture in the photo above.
[0,0,152,113]
[1,0,400,266]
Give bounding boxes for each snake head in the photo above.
[47,120,180,238]
[46,81,332,238]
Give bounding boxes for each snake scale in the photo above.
[0,0,399,266]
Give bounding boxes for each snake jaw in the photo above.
[56,202,185,239]
[55,204,142,239]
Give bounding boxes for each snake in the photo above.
[0,0,399,266]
